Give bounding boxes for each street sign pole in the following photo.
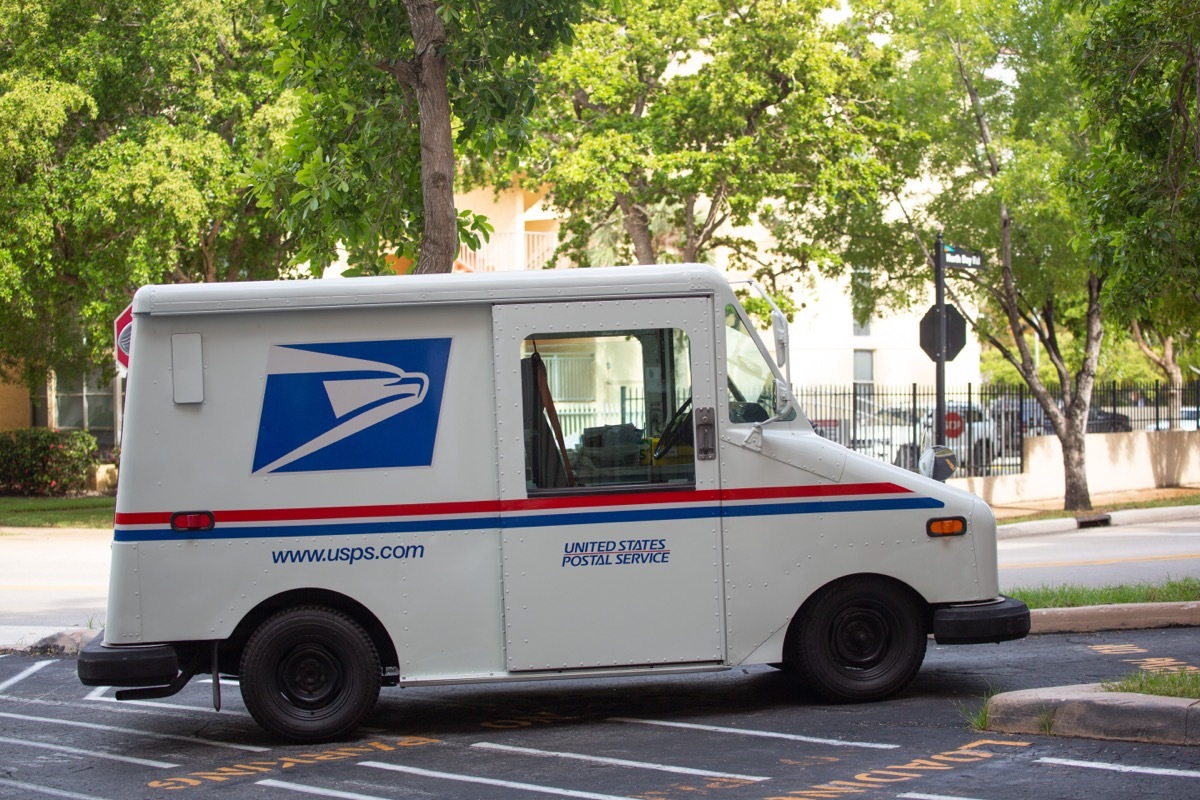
[934,231,946,444]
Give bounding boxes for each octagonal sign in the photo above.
[114,302,133,374]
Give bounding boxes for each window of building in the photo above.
[853,350,875,385]
[853,319,872,336]
[38,372,120,455]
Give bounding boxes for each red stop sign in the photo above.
[945,411,964,439]
[114,302,133,372]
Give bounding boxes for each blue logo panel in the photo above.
[252,338,452,474]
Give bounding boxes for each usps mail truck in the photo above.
[79,264,1029,742]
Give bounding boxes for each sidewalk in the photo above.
[2,499,1199,745]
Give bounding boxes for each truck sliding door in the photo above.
[492,298,723,671]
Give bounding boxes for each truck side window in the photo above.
[521,329,694,492]
[724,305,776,424]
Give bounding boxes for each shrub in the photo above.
[0,428,100,496]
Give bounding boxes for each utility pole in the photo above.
[934,230,946,444]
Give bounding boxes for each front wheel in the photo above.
[787,578,926,702]
[240,606,381,742]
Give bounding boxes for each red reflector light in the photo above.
[170,511,215,532]
[927,517,966,537]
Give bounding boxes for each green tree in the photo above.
[842,0,1105,510]
[0,0,294,385]
[1071,0,1200,424]
[252,0,583,276]
[514,0,909,317]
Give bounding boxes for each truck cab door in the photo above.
[492,298,723,672]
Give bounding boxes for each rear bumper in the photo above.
[77,631,179,687]
[933,597,1031,644]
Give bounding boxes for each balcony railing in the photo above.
[458,231,562,272]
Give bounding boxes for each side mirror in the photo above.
[919,445,958,482]
[771,309,789,370]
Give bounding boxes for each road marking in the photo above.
[0,735,179,768]
[85,685,250,716]
[1002,552,1200,569]
[472,741,769,781]
[1037,757,1200,778]
[0,710,269,752]
[0,659,52,692]
[359,761,642,799]
[900,794,990,800]
[608,717,899,749]
[0,777,116,800]
[257,780,395,800]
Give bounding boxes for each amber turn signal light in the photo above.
[927,517,967,537]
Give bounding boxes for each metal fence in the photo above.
[795,380,1199,477]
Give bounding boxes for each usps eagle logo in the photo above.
[251,338,452,475]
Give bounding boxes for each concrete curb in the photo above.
[997,504,1200,538]
[988,683,1200,745]
[1030,601,1200,634]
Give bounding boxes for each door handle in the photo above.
[696,406,716,460]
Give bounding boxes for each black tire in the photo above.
[240,606,381,742]
[788,578,926,702]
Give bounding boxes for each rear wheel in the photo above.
[788,578,926,702]
[240,606,381,742]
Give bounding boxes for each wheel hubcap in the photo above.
[832,607,890,669]
[279,645,344,709]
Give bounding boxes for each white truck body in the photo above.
[80,264,1027,741]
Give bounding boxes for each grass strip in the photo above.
[0,496,116,529]
[1102,670,1200,700]
[1007,577,1200,609]
[998,491,1200,525]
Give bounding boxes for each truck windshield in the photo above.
[724,304,789,424]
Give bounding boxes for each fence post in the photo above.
[1019,383,1025,474]
[1155,380,1161,431]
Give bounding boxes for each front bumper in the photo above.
[77,631,179,687]
[933,596,1031,644]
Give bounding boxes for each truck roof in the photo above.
[133,263,730,316]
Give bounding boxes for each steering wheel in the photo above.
[653,397,693,461]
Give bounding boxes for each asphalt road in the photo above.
[2,628,1199,800]
[998,518,1200,590]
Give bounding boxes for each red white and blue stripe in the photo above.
[112,482,945,542]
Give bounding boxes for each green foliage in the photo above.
[252,0,583,275]
[1071,0,1200,337]
[0,0,296,386]
[843,0,1095,338]
[0,428,99,497]
[514,0,912,296]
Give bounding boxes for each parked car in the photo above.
[1146,407,1198,431]
[886,402,1000,477]
[1038,402,1132,434]
[988,397,1047,457]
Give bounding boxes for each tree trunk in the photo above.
[616,194,656,264]
[400,0,457,274]
[1060,423,1091,511]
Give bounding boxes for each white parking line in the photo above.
[472,741,769,781]
[256,780,394,800]
[609,717,899,749]
[359,761,643,800]
[0,777,116,800]
[0,659,52,692]
[899,793,990,800]
[0,710,269,752]
[0,735,178,768]
[1037,757,1200,778]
